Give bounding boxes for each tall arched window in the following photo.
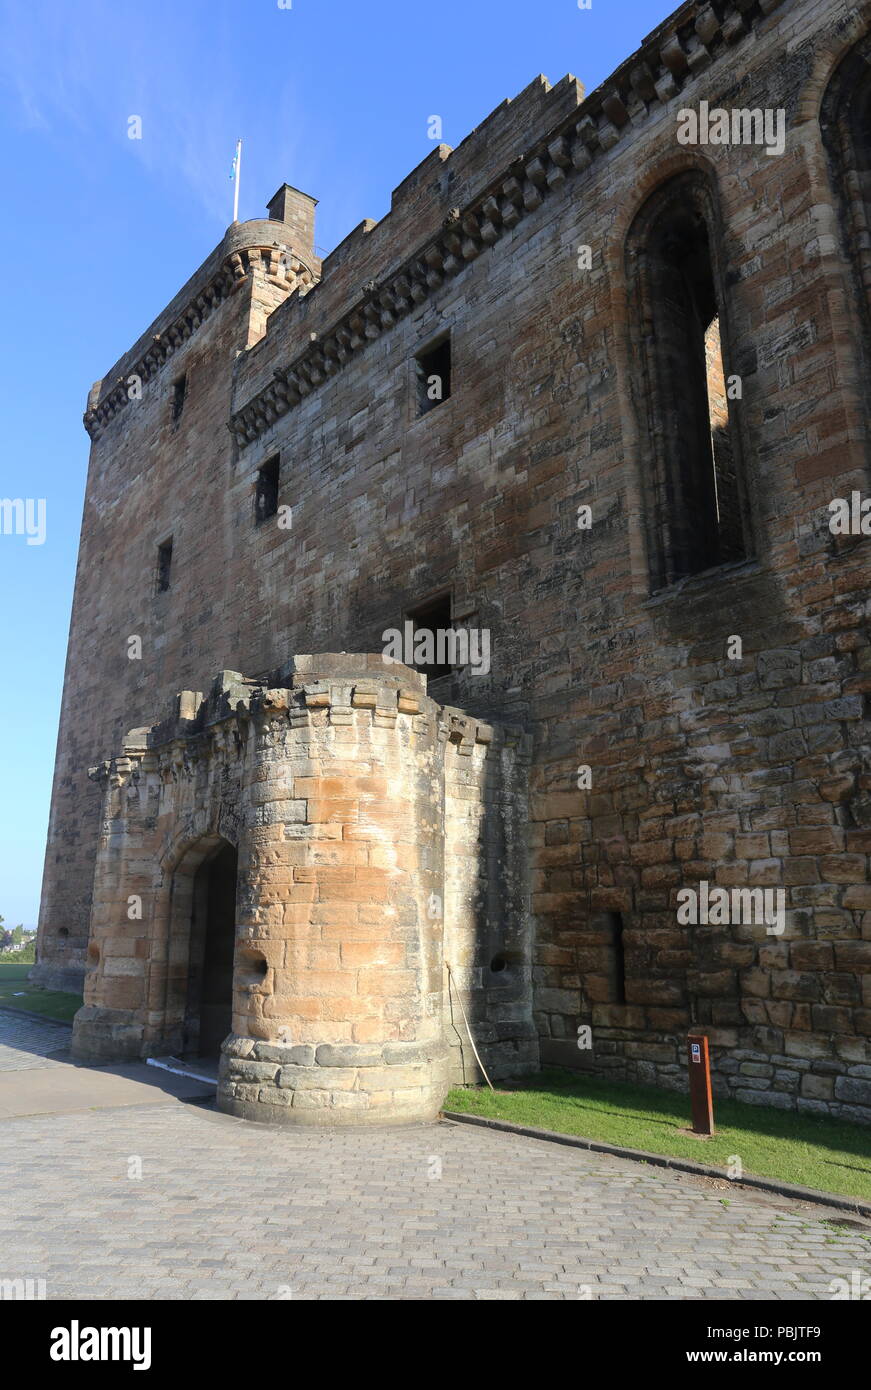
[821,33,871,352]
[626,171,751,590]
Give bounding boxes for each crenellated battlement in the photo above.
[230,0,788,446]
[88,659,529,790]
[81,0,789,448]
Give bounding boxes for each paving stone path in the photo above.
[0,1009,72,1071]
[1,1012,868,1300]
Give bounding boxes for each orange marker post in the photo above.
[687,1033,715,1136]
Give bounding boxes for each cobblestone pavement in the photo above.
[0,1010,72,1071]
[1,1013,869,1300]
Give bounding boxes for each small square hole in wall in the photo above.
[415,334,451,416]
[172,374,187,423]
[156,537,173,593]
[255,456,280,525]
[489,950,523,981]
[405,592,453,682]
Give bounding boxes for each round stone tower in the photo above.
[218,656,451,1124]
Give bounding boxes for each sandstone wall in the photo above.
[43,0,871,1120]
[442,712,535,1082]
[224,0,871,1118]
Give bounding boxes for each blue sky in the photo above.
[0,0,675,928]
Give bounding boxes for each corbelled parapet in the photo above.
[73,656,532,1123]
[83,205,321,441]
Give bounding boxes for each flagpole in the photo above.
[232,138,242,223]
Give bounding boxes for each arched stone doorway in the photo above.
[176,838,238,1059]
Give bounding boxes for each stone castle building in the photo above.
[34,0,871,1124]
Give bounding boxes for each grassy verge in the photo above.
[0,963,81,1023]
[445,1068,871,1203]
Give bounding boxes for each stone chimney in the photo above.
[266,183,318,258]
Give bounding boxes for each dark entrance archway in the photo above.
[184,840,238,1058]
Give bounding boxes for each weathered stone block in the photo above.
[834,1077,871,1106]
[315,1044,383,1068]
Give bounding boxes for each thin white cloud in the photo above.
[0,0,287,226]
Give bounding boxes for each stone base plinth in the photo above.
[217,1036,451,1125]
[29,961,86,994]
[71,1006,145,1063]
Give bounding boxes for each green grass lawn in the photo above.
[0,962,81,1023]
[445,1068,871,1204]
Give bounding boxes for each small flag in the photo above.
[230,149,238,180]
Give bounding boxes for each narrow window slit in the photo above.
[255,457,280,525]
[415,335,452,416]
[156,537,173,593]
[172,374,187,423]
